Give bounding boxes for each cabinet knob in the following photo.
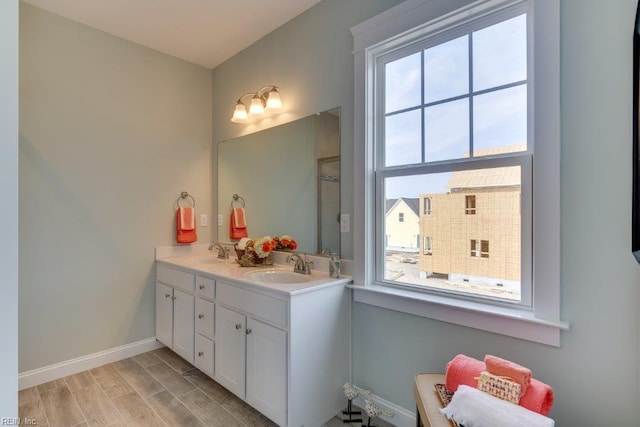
[198,314,204,319]
[198,351,204,357]
[165,294,171,298]
[199,285,205,290]
[171,296,176,301]
[246,328,252,335]
[235,323,242,330]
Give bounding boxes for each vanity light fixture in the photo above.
[231,85,283,123]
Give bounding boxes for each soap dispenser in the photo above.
[329,252,341,279]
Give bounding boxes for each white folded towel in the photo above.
[440,385,555,427]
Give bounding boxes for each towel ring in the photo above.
[231,193,245,208]
[176,191,196,208]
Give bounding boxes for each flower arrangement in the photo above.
[252,236,277,259]
[274,235,298,251]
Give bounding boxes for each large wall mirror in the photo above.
[217,108,341,255]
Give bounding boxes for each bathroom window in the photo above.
[376,5,529,303]
[352,0,564,345]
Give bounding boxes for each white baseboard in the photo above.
[19,338,164,390]
[353,390,416,427]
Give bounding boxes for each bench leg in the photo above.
[416,405,422,427]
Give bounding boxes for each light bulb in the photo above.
[249,97,265,115]
[231,103,249,123]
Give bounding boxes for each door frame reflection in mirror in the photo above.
[217,108,341,255]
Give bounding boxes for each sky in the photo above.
[383,13,527,199]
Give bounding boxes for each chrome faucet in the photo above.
[208,243,229,260]
[286,253,313,274]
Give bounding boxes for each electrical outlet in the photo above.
[200,214,208,227]
[340,214,350,233]
[217,214,223,226]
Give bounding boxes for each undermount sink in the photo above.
[245,270,312,284]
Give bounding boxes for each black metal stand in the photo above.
[342,399,362,423]
[361,416,375,427]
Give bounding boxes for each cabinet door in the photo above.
[155,283,173,348]
[194,334,215,378]
[172,289,195,363]
[246,318,287,426]
[215,305,246,399]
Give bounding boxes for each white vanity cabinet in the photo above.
[156,258,350,427]
[155,265,196,362]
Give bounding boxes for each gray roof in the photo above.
[385,197,420,216]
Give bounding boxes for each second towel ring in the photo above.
[176,191,196,208]
[231,194,245,208]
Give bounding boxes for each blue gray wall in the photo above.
[19,3,213,372]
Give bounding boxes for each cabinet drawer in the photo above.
[217,282,288,328]
[196,276,215,300]
[194,334,214,378]
[195,298,215,340]
[157,264,195,293]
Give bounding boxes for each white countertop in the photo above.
[156,253,352,296]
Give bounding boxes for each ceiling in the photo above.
[22,0,323,69]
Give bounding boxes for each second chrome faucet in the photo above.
[286,253,313,274]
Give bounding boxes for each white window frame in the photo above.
[351,0,568,347]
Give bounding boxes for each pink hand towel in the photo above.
[444,354,485,392]
[231,207,248,239]
[519,377,554,416]
[176,207,197,244]
[485,354,532,396]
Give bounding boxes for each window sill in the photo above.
[348,283,569,347]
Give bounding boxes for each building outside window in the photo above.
[423,197,432,215]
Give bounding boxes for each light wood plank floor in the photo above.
[19,347,394,427]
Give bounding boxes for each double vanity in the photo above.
[155,246,351,427]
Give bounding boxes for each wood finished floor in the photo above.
[19,347,393,427]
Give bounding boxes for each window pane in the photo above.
[385,52,422,113]
[383,166,521,301]
[385,109,422,167]
[424,98,469,162]
[473,14,527,91]
[424,35,469,103]
[473,85,527,154]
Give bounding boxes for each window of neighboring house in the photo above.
[352,0,566,346]
[398,212,404,222]
[423,236,433,255]
[465,195,476,215]
[471,239,489,258]
[424,197,432,215]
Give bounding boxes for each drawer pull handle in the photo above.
[198,351,204,357]
[199,285,205,290]
[165,294,171,298]
[198,314,204,319]
[246,328,252,335]
[235,323,242,330]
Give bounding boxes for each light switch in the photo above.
[200,214,208,227]
[340,214,350,233]
[217,214,223,226]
